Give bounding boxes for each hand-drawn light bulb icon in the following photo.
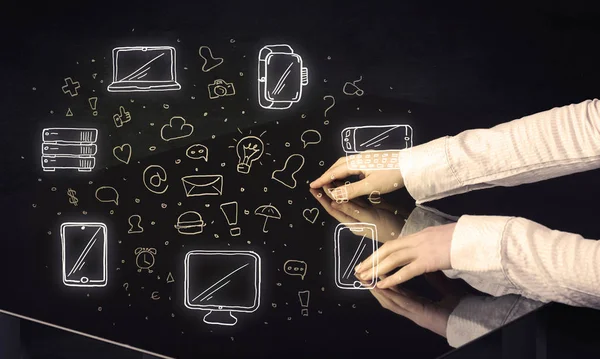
[236,135,264,174]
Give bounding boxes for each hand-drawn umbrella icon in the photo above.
[254,204,281,233]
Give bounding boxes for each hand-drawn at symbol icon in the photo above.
[198,46,224,72]
[174,211,206,235]
[143,165,169,194]
[66,108,73,117]
[334,223,379,290]
[113,144,132,164]
[151,291,160,300]
[67,188,79,207]
[298,290,310,316]
[181,175,223,197]
[88,97,98,116]
[208,79,236,99]
[368,191,381,204]
[220,201,241,237]
[166,272,175,283]
[135,247,157,273]
[113,106,131,127]
[300,130,321,148]
[41,128,98,172]
[258,44,309,110]
[302,208,319,224]
[254,204,281,233]
[236,136,264,174]
[186,144,208,161]
[341,125,412,170]
[95,186,119,206]
[342,76,364,96]
[323,95,335,117]
[161,116,194,141]
[127,214,144,234]
[62,77,80,97]
[272,154,305,189]
[61,222,108,287]
[107,46,181,92]
[283,259,307,280]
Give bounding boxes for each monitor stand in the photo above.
[203,310,238,326]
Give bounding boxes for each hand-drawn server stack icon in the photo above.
[41,128,98,172]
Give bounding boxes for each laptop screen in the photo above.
[114,48,174,83]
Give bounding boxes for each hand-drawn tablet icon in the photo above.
[41,128,97,172]
[341,125,413,171]
[174,211,206,235]
[181,175,223,197]
[258,44,308,110]
[143,165,169,194]
[334,223,378,290]
[107,46,181,92]
[61,222,108,287]
[184,250,261,326]
[135,247,157,273]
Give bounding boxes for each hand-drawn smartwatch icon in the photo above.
[258,44,309,110]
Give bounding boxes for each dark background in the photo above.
[1,2,600,358]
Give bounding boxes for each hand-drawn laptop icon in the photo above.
[61,222,108,287]
[107,46,181,92]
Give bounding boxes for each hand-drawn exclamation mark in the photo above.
[220,202,241,237]
[88,97,98,116]
[298,290,310,316]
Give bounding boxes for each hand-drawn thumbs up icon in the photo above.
[113,106,131,128]
[198,46,224,72]
[272,154,305,189]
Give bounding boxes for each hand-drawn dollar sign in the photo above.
[67,188,78,206]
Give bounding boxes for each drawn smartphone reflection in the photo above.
[184,250,261,326]
[61,222,108,287]
[334,223,378,289]
[341,125,413,171]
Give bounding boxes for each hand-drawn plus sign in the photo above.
[62,77,81,97]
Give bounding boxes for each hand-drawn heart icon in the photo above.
[302,208,319,224]
[198,46,224,72]
[113,144,132,164]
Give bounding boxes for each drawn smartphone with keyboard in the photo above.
[341,125,412,170]
[61,222,108,287]
[334,223,378,290]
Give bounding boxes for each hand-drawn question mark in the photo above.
[323,95,335,118]
[123,283,129,291]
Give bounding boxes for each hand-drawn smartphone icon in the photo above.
[61,222,108,287]
[334,223,378,290]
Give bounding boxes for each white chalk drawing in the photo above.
[198,46,224,72]
[271,154,305,189]
[186,144,208,161]
[302,208,319,224]
[135,247,157,273]
[61,222,108,287]
[254,204,281,233]
[258,44,308,110]
[236,136,264,174]
[334,223,378,290]
[283,259,307,280]
[328,185,349,204]
[342,76,364,96]
[41,128,97,172]
[67,188,78,207]
[107,46,181,92]
[95,186,119,206]
[220,202,241,237]
[184,250,261,326]
[368,191,381,204]
[113,106,131,128]
[127,214,144,234]
[298,290,310,316]
[66,108,73,117]
[113,144,132,164]
[166,272,175,283]
[341,125,413,170]
[143,165,169,194]
[181,175,223,197]
[300,129,321,148]
[174,211,206,235]
[323,95,335,117]
[208,79,236,99]
[151,291,160,300]
[161,116,194,142]
[62,77,80,97]
[88,97,98,116]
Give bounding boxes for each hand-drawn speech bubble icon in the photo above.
[95,186,119,206]
[186,144,208,161]
[283,259,307,280]
[300,129,322,148]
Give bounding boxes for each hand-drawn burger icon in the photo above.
[174,211,206,235]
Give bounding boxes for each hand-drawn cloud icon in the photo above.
[186,144,208,161]
[143,165,169,194]
[198,46,224,72]
[283,259,307,280]
[181,175,223,197]
[161,116,194,142]
[95,186,119,206]
[61,222,108,287]
[272,154,305,189]
[254,204,281,233]
[300,129,321,148]
[174,211,206,235]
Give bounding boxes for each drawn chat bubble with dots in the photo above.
[283,259,307,280]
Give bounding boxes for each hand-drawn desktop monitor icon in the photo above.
[107,46,181,92]
[184,250,261,326]
[61,222,108,287]
[334,223,378,290]
[341,125,413,171]
[258,44,308,110]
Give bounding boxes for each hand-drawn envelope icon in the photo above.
[181,175,223,197]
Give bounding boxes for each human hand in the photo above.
[355,223,457,288]
[309,152,405,202]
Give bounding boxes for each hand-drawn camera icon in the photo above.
[208,79,236,99]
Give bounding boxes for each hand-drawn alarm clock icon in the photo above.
[134,247,157,273]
